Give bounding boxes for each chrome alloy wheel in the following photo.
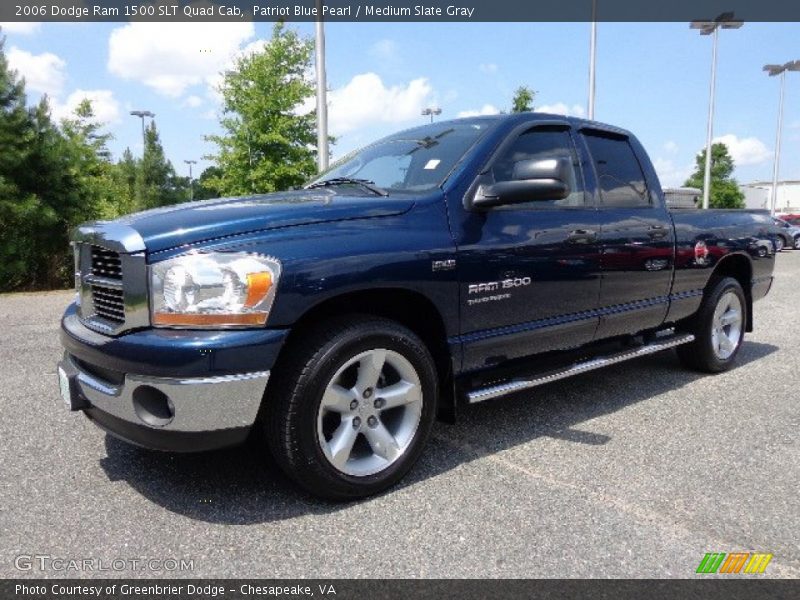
[794,236,800,250]
[316,349,423,477]
[711,291,743,360]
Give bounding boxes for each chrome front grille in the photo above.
[72,223,149,336]
[90,246,122,279]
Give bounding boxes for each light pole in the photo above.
[184,160,197,201]
[129,110,155,149]
[690,12,743,210]
[763,61,800,216]
[315,0,329,172]
[421,107,442,123]
[587,0,597,120]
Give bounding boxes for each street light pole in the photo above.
[315,0,329,172]
[184,160,197,201]
[129,110,155,150]
[588,0,597,120]
[764,61,800,216]
[701,26,719,212]
[690,12,743,210]
[421,107,442,123]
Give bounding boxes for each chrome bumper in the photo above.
[59,353,269,433]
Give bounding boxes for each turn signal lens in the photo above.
[244,272,272,308]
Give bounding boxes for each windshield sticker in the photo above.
[424,159,441,170]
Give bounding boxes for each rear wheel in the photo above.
[265,315,437,500]
[794,235,800,250]
[775,236,785,252]
[677,277,746,373]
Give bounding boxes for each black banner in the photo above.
[2,579,799,600]
[2,0,800,23]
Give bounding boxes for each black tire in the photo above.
[775,236,785,252]
[793,235,800,250]
[265,315,438,501]
[677,277,746,373]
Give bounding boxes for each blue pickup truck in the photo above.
[58,114,775,499]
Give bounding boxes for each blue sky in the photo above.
[1,20,798,187]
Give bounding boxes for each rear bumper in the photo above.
[59,302,289,452]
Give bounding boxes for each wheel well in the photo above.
[708,254,753,332]
[281,289,456,422]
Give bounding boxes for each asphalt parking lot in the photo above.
[1,254,798,579]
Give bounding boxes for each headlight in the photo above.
[150,252,281,328]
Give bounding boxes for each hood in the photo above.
[112,190,414,253]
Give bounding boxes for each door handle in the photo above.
[648,224,669,239]
[566,229,597,244]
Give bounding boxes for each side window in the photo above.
[583,133,650,208]
[490,126,585,208]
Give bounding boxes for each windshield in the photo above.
[307,120,494,194]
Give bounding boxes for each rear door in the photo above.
[580,130,674,339]
[454,123,603,372]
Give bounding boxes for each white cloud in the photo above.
[183,95,203,108]
[6,46,66,96]
[712,134,771,166]
[370,39,398,61]
[457,104,501,118]
[653,157,693,188]
[479,63,498,74]
[537,102,586,118]
[107,22,255,98]
[323,73,434,135]
[0,22,42,35]
[50,89,121,125]
[663,140,679,154]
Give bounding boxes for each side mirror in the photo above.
[471,157,572,209]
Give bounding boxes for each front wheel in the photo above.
[775,236,785,252]
[793,235,800,250]
[677,277,746,373]
[265,316,437,500]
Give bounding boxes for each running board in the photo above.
[466,333,695,404]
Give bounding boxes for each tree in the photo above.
[685,143,745,209]
[194,166,223,200]
[206,23,318,196]
[511,86,536,113]
[136,121,185,209]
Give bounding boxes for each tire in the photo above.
[775,236,785,252]
[794,235,800,250]
[265,315,438,500]
[677,277,746,373]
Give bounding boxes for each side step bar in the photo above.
[466,333,695,404]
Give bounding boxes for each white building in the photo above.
[741,180,800,213]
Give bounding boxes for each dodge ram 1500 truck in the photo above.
[58,114,775,499]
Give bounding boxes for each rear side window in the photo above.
[583,133,650,208]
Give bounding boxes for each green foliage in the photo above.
[685,143,746,209]
[205,23,318,195]
[511,86,536,113]
[0,34,190,291]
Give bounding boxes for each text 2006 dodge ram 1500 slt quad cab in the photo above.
[58,114,775,499]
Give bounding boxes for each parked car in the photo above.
[772,217,800,251]
[778,213,800,226]
[58,114,776,499]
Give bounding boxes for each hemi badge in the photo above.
[432,259,456,272]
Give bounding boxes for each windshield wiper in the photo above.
[306,177,389,196]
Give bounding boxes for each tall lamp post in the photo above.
[184,160,197,201]
[129,110,155,148]
[587,0,597,120]
[690,12,742,210]
[421,107,442,123]
[315,0,329,172]
[763,61,800,216]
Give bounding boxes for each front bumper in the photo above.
[59,302,289,452]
